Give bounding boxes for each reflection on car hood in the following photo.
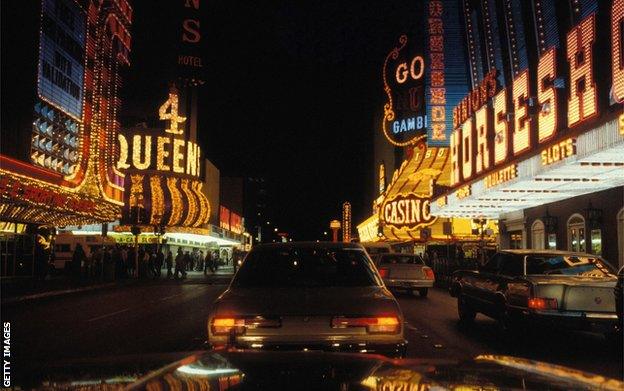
[214,286,398,316]
[23,350,624,390]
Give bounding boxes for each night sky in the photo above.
[121,0,423,240]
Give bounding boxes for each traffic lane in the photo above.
[397,288,623,380]
[5,281,228,380]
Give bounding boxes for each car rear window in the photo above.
[379,255,424,265]
[526,255,615,277]
[232,248,381,287]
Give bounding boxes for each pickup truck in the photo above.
[449,250,619,338]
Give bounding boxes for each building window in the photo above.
[531,220,545,250]
[509,231,523,249]
[567,214,586,252]
[547,233,557,250]
[590,229,602,256]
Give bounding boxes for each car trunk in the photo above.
[381,264,424,280]
[528,276,617,313]
[215,286,400,338]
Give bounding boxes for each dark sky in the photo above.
[121,0,423,240]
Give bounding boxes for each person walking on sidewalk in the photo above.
[174,248,185,279]
[71,243,86,282]
[166,250,173,278]
[155,249,164,278]
[183,251,191,276]
[203,250,213,275]
[127,246,136,278]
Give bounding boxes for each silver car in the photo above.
[372,253,435,297]
[207,242,407,357]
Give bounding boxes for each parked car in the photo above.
[208,242,407,357]
[371,253,435,297]
[449,250,618,338]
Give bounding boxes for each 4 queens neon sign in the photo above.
[450,2,624,187]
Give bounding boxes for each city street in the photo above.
[4,278,622,383]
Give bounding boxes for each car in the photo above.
[207,242,407,357]
[371,253,435,297]
[449,250,619,337]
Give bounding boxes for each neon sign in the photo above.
[382,35,427,147]
[449,10,623,189]
[381,193,435,230]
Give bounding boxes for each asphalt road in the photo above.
[3,278,622,384]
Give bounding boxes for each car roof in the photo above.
[498,249,598,257]
[252,241,365,250]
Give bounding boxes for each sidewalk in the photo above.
[1,268,236,305]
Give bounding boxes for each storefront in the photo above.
[0,0,132,276]
[430,1,624,268]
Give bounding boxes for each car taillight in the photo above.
[528,297,558,310]
[211,316,281,335]
[423,267,435,280]
[331,316,400,334]
[378,267,389,278]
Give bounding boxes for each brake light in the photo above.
[423,267,435,280]
[331,316,400,334]
[528,297,558,310]
[211,316,281,335]
[378,267,389,278]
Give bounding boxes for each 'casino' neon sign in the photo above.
[450,3,624,187]
[381,193,436,230]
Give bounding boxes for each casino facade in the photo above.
[359,0,623,269]
[430,0,624,268]
[0,0,132,276]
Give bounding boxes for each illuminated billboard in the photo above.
[117,87,210,231]
[381,35,427,147]
[448,3,624,190]
[37,0,86,120]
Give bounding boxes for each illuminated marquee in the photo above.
[484,165,517,189]
[1,0,132,226]
[342,202,352,242]
[117,89,202,177]
[449,9,624,189]
[381,193,435,230]
[541,138,576,166]
[382,35,427,147]
[428,0,446,141]
[118,87,210,229]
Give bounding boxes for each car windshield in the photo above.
[232,247,381,287]
[525,255,615,277]
[379,255,424,265]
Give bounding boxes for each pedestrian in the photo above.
[197,250,204,271]
[148,250,156,278]
[174,248,185,279]
[166,250,174,278]
[203,250,212,275]
[127,246,136,278]
[155,249,164,277]
[120,246,128,278]
[183,251,191,277]
[141,249,150,278]
[71,243,86,282]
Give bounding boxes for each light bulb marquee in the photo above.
[0,0,132,226]
[382,35,427,147]
[448,2,624,189]
[117,88,210,232]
